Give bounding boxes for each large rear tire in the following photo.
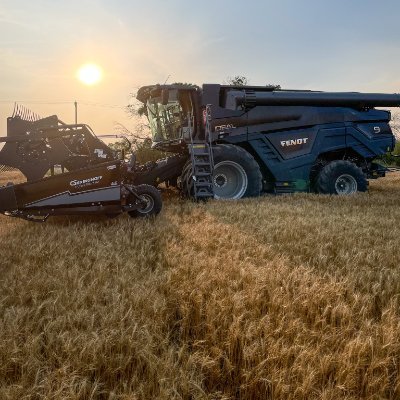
[128,184,162,218]
[180,144,262,200]
[315,160,367,195]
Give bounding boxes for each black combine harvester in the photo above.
[0,84,399,222]
[136,84,399,199]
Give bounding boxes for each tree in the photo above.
[225,75,281,89]
[225,75,249,86]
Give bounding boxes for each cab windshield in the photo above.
[147,99,186,143]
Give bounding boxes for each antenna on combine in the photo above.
[163,75,171,85]
[74,101,78,124]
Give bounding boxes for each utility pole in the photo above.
[74,101,78,124]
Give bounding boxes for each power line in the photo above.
[0,100,72,105]
[80,102,126,109]
[0,100,127,109]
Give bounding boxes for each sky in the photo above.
[2,0,400,135]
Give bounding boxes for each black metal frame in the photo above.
[0,105,164,221]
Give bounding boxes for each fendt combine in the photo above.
[136,84,399,199]
[0,84,399,222]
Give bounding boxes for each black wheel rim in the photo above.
[137,194,154,213]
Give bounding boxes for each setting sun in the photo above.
[77,63,102,85]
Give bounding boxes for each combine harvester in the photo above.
[137,84,400,199]
[0,85,399,222]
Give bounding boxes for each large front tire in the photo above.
[213,145,262,199]
[181,144,262,200]
[315,160,367,195]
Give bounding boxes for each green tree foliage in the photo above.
[381,142,400,167]
[225,75,281,89]
[108,138,166,164]
[135,138,167,163]
[108,129,166,164]
[225,75,249,86]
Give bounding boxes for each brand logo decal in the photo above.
[280,138,309,147]
[215,124,236,132]
[70,176,103,187]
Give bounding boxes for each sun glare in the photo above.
[77,63,102,85]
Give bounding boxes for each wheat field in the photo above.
[1,171,400,399]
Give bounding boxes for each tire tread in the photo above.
[128,184,162,217]
[316,160,367,194]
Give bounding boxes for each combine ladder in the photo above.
[187,105,215,199]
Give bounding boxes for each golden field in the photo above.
[1,171,400,400]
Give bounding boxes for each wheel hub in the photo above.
[137,194,154,213]
[213,161,248,199]
[335,174,358,195]
[214,173,228,188]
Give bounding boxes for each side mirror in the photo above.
[161,89,169,105]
